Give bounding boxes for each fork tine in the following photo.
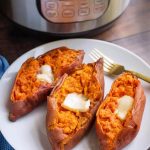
[94,48,115,64]
[89,51,101,61]
[89,51,111,73]
[90,49,117,72]
[104,63,112,70]
[88,53,97,61]
[91,49,114,67]
[90,50,111,69]
[104,67,110,73]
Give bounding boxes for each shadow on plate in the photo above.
[37,104,52,150]
[87,124,99,150]
[38,130,52,150]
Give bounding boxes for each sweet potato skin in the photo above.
[96,77,146,150]
[9,84,52,121]
[9,47,84,121]
[46,58,104,150]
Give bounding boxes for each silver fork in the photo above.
[89,48,150,83]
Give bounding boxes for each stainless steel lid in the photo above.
[0,0,130,35]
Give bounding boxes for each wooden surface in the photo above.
[0,0,149,64]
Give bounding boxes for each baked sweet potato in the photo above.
[9,47,84,121]
[96,72,146,150]
[46,58,104,150]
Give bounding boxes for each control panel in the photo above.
[40,0,109,23]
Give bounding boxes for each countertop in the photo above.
[0,0,150,64]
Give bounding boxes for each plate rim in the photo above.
[0,38,150,150]
[1,38,150,80]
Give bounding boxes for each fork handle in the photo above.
[126,70,150,83]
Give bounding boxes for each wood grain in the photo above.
[113,31,150,64]
[0,0,149,65]
[94,0,150,41]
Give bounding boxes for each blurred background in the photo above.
[0,0,149,64]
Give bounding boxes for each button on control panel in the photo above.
[79,8,90,16]
[62,9,75,18]
[94,0,106,14]
[47,10,57,18]
[79,0,90,16]
[79,0,89,8]
[40,0,109,23]
[46,1,57,10]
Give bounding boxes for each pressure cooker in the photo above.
[0,0,130,37]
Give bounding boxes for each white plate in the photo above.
[0,39,150,150]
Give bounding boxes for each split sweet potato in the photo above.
[96,72,146,150]
[46,58,104,150]
[9,47,84,121]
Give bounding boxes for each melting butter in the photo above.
[115,95,134,120]
[37,64,54,83]
[62,92,90,112]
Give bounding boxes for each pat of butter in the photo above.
[40,65,52,75]
[115,95,134,120]
[37,64,54,83]
[62,93,90,112]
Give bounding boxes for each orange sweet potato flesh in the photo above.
[9,47,84,121]
[96,72,146,150]
[46,58,104,150]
